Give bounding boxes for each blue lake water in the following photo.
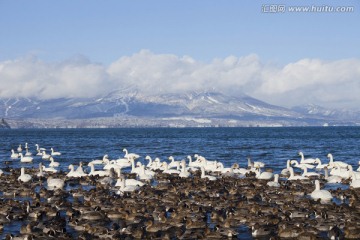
[1,126,360,239]
[0,127,360,171]
[1,127,360,173]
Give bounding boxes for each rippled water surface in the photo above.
[1,127,360,173]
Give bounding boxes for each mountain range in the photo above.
[1,89,359,128]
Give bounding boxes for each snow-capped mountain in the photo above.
[0,89,299,119]
[292,104,360,121]
[0,89,358,127]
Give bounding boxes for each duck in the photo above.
[200,166,217,181]
[19,153,33,163]
[310,180,332,202]
[50,147,61,156]
[47,177,65,190]
[267,174,280,187]
[49,157,60,167]
[123,148,140,160]
[10,149,19,159]
[299,151,317,164]
[18,167,32,182]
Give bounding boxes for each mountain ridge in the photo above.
[1,89,359,127]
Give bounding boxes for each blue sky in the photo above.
[0,0,359,108]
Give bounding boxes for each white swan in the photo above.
[47,177,65,190]
[287,167,309,181]
[17,144,22,152]
[347,165,360,179]
[41,150,51,160]
[116,177,140,195]
[49,157,60,167]
[299,151,317,164]
[145,155,159,170]
[42,165,58,173]
[280,160,291,176]
[66,164,76,178]
[329,164,350,179]
[115,169,144,187]
[35,144,46,151]
[67,164,87,178]
[350,172,360,189]
[327,153,348,169]
[103,159,128,171]
[75,162,87,177]
[179,160,191,178]
[19,153,33,163]
[37,163,45,178]
[200,167,217,181]
[248,157,265,168]
[188,155,202,168]
[310,180,332,202]
[267,174,280,187]
[18,167,32,182]
[216,162,233,174]
[11,149,19,159]
[301,166,320,178]
[137,164,153,180]
[323,167,342,183]
[168,156,181,169]
[314,158,328,170]
[24,148,32,157]
[123,148,140,160]
[290,160,315,169]
[255,167,274,180]
[90,154,109,165]
[88,162,109,177]
[50,148,61,156]
[161,162,180,175]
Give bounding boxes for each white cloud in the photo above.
[0,50,359,109]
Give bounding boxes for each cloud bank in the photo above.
[0,50,359,109]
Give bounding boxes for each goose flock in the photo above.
[1,145,360,239]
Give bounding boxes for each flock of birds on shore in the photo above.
[1,143,360,239]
